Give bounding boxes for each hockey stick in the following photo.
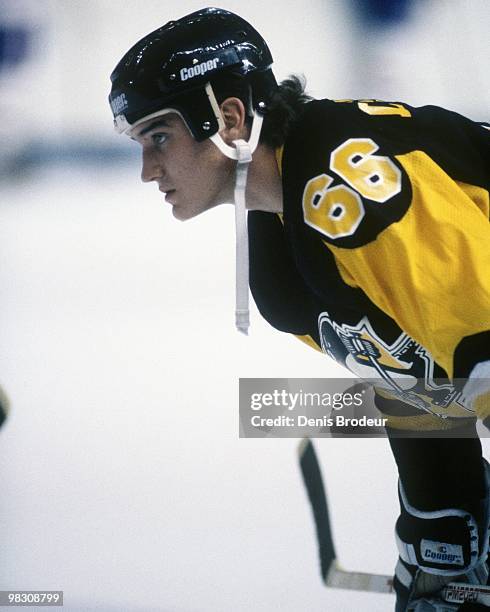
[0,384,10,429]
[298,437,394,594]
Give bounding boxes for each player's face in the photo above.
[132,113,235,220]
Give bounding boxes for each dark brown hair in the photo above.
[211,73,312,148]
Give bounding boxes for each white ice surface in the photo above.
[0,164,408,611]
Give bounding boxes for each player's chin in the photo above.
[172,200,216,221]
[171,205,202,222]
[171,202,191,221]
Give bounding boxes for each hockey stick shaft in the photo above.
[298,437,394,594]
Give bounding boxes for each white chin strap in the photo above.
[209,110,264,335]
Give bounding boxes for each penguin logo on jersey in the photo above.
[318,312,469,415]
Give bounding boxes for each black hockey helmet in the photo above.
[109,7,277,140]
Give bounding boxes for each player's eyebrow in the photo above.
[134,119,171,139]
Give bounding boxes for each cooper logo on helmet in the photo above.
[180,58,220,81]
[110,93,128,115]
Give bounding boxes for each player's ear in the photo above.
[219,97,248,143]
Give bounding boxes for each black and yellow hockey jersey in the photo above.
[248,99,490,430]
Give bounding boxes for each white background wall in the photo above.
[2,0,489,144]
[0,1,489,610]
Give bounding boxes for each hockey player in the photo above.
[108,8,490,610]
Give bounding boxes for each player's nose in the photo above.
[141,148,163,183]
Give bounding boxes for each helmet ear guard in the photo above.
[248,68,278,114]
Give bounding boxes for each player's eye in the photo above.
[152,133,168,146]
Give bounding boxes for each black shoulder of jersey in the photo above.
[281,98,489,249]
[281,99,411,248]
[296,98,489,185]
